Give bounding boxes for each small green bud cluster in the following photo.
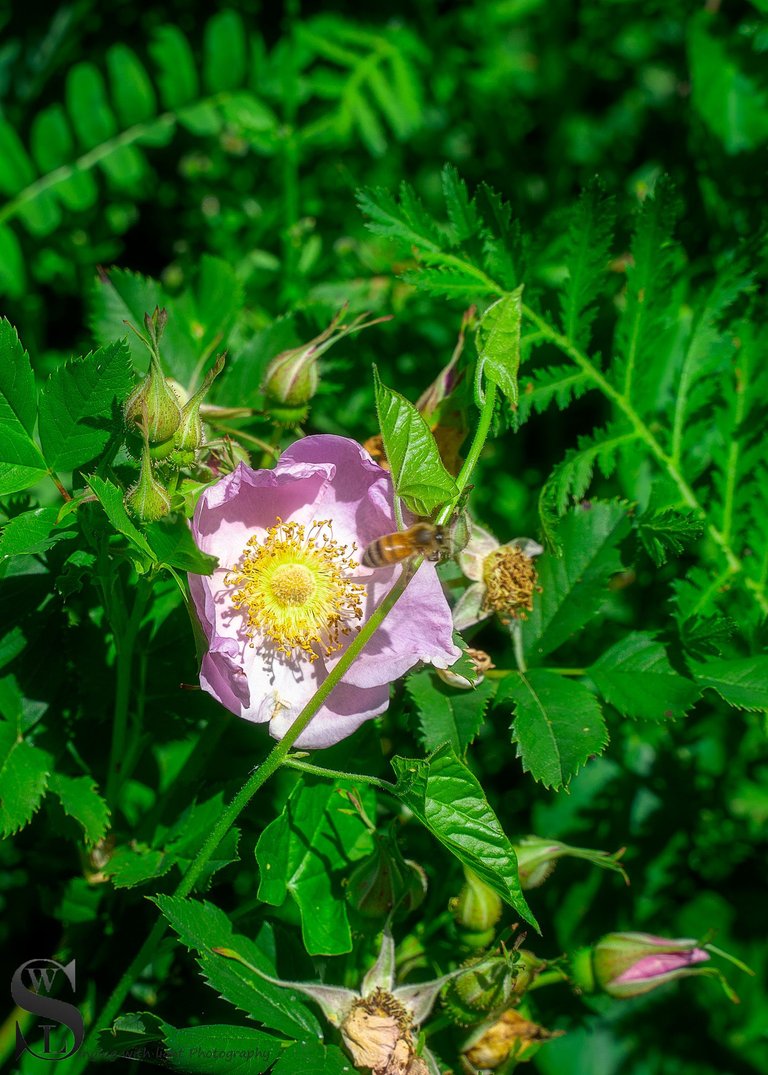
[123,307,225,522]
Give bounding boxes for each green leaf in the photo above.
[692,656,768,711]
[0,714,51,836]
[373,366,457,516]
[106,44,158,126]
[522,501,631,660]
[105,845,174,888]
[0,506,77,558]
[442,164,483,245]
[391,743,536,928]
[204,11,248,92]
[162,1024,285,1074]
[170,255,242,383]
[96,1012,166,1061]
[256,781,358,956]
[155,894,322,1038]
[589,633,700,721]
[407,670,493,754]
[38,340,133,472]
[543,421,638,515]
[149,25,199,108]
[357,183,442,253]
[272,1041,352,1075]
[689,15,768,153]
[0,319,47,495]
[497,671,607,789]
[475,287,523,408]
[66,63,118,150]
[0,225,25,298]
[0,628,27,671]
[0,119,35,197]
[30,105,97,211]
[47,773,110,844]
[160,794,241,889]
[636,508,704,567]
[87,475,157,561]
[145,518,218,574]
[559,180,615,349]
[88,267,175,373]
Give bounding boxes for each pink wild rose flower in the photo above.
[189,435,460,748]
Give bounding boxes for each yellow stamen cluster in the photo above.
[225,517,365,660]
[482,546,539,625]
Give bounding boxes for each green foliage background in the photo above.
[1,1,767,1072]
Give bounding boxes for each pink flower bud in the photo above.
[586,933,711,998]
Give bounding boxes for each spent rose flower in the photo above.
[189,435,460,749]
[214,926,495,1075]
[453,523,543,631]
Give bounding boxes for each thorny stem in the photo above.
[72,564,415,1072]
[282,755,398,795]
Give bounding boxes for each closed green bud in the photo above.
[171,354,226,463]
[263,342,319,408]
[442,953,517,1025]
[347,828,426,919]
[125,353,181,445]
[450,867,503,938]
[263,307,390,409]
[125,440,171,522]
[513,835,628,890]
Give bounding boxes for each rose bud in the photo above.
[570,933,712,999]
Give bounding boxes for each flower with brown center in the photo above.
[453,523,543,632]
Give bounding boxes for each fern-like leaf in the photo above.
[543,422,639,516]
[0,13,267,298]
[558,180,615,349]
[299,16,425,156]
[613,176,682,402]
[636,508,703,566]
[517,363,592,424]
[358,171,522,300]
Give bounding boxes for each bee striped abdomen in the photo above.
[361,524,445,568]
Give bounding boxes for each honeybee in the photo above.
[362,522,448,568]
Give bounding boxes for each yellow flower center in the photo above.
[482,546,538,624]
[225,517,365,660]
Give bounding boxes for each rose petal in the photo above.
[190,435,460,748]
[452,582,490,631]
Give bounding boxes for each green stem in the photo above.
[282,756,398,795]
[72,563,415,1072]
[435,381,498,527]
[486,667,587,678]
[511,622,526,674]
[105,579,151,805]
[527,968,571,991]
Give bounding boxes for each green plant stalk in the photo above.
[105,578,151,805]
[435,380,498,528]
[70,563,414,1073]
[74,373,505,1066]
[282,755,398,794]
